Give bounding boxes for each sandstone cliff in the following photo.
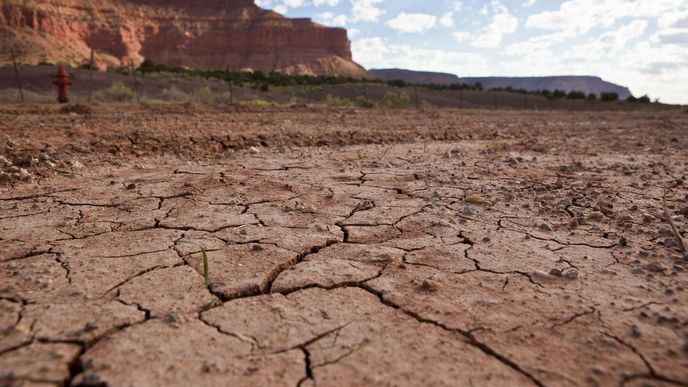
[0,0,371,78]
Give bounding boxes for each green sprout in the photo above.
[178,240,210,288]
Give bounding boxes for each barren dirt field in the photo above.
[1,105,687,387]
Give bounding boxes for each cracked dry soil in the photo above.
[1,106,687,387]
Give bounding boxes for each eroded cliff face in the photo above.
[0,0,371,78]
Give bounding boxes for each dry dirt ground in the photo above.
[1,105,687,387]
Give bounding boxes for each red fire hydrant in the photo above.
[53,67,73,104]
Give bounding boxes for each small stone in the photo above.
[619,237,628,247]
[587,212,605,221]
[642,262,664,272]
[549,268,562,277]
[630,267,645,275]
[539,223,553,232]
[418,279,439,293]
[462,206,476,215]
[18,168,31,181]
[663,238,676,248]
[619,214,635,223]
[71,160,85,169]
[482,236,491,242]
[0,155,12,168]
[0,172,9,183]
[630,325,641,338]
[126,183,136,190]
[641,214,654,224]
[251,244,264,251]
[532,270,556,281]
[39,152,50,161]
[249,146,260,155]
[563,268,579,280]
[592,366,606,375]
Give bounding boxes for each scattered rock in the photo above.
[126,183,137,190]
[532,270,556,281]
[587,212,605,221]
[418,279,439,293]
[72,160,86,169]
[539,223,553,232]
[549,268,562,277]
[249,146,260,154]
[641,214,654,224]
[563,268,579,280]
[17,168,32,181]
[631,267,645,275]
[0,155,12,168]
[642,263,664,273]
[462,206,476,215]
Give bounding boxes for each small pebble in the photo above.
[126,183,136,190]
[549,268,562,277]
[249,146,260,155]
[587,211,605,221]
[563,268,579,280]
[539,223,553,232]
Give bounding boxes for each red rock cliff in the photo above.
[0,0,371,78]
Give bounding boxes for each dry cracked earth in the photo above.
[1,106,687,387]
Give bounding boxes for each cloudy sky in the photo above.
[255,0,688,104]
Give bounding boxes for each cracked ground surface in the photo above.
[1,106,687,386]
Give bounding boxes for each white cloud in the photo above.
[526,0,687,34]
[385,13,437,33]
[453,2,518,49]
[523,0,537,7]
[313,0,340,6]
[352,37,487,74]
[440,12,455,28]
[351,0,385,22]
[316,12,348,26]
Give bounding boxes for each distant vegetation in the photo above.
[91,59,654,106]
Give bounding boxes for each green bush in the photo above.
[94,81,136,102]
[189,86,232,105]
[240,98,278,107]
[354,96,375,109]
[158,86,188,102]
[600,92,619,102]
[325,94,352,107]
[380,92,410,108]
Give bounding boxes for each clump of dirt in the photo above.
[59,103,93,115]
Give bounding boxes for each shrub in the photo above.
[587,93,597,101]
[380,92,410,108]
[189,86,232,105]
[325,94,351,107]
[94,81,136,102]
[240,98,278,107]
[600,92,619,102]
[566,91,586,99]
[637,95,651,103]
[354,96,375,108]
[158,86,188,102]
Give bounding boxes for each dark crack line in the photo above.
[357,283,545,387]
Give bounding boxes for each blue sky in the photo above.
[255,0,688,104]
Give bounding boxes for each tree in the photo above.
[600,92,619,102]
[587,93,597,101]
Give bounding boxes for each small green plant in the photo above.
[200,245,209,288]
[94,81,135,102]
[488,142,505,153]
[380,144,393,160]
[178,241,210,288]
[380,92,410,108]
[355,96,375,108]
[240,98,278,107]
[325,94,352,107]
[189,86,232,105]
[356,149,365,161]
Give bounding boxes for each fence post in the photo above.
[10,48,24,103]
[130,60,140,103]
[87,48,95,104]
